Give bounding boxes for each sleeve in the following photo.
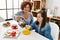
[13,14,17,20]
[30,23,35,30]
[13,11,22,21]
[44,24,53,40]
[13,12,19,20]
[30,13,33,25]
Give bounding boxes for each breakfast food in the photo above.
[5,32,11,36]
[5,31,16,37]
[22,29,30,35]
[11,25,18,29]
[11,31,16,37]
[3,22,10,27]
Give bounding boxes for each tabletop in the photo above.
[0,20,49,40]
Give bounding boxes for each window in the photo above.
[0,0,23,20]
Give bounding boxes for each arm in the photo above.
[13,12,23,21]
[44,24,53,40]
[30,23,35,30]
[30,13,33,25]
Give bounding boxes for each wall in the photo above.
[46,0,60,17]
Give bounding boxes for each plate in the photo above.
[4,29,21,38]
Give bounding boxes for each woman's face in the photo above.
[37,13,43,23]
[23,4,30,13]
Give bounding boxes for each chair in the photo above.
[33,17,59,40]
[49,22,59,40]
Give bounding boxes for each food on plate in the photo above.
[5,32,11,36]
[11,25,18,29]
[11,31,16,37]
[25,25,31,30]
[22,29,30,35]
[5,31,16,37]
[7,22,10,24]
[3,22,10,27]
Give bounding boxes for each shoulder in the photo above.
[31,21,37,26]
[15,11,23,15]
[45,22,50,27]
[29,12,33,16]
[44,22,51,30]
[31,22,36,25]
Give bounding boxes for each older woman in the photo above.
[14,1,33,25]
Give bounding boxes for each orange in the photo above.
[22,29,30,35]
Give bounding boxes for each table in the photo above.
[47,16,60,21]
[47,16,60,27]
[0,20,49,40]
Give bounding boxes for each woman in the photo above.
[14,1,33,25]
[31,10,53,40]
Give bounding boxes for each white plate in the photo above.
[4,29,21,38]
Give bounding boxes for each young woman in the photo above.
[31,10,53,40]
[14,1,33,25]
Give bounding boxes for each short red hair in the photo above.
[21,1,32,10]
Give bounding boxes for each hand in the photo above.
[16,16,23,21]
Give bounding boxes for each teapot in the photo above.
[18,18,26,28]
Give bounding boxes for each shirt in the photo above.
[31,22,53,40]
[13,11,33,25]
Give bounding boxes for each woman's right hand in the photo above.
[16,16,23,21]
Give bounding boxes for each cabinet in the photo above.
[31,0,46,17]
